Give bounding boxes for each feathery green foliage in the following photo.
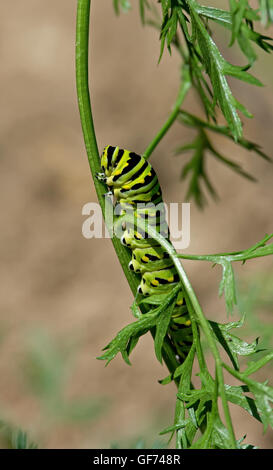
[98,218,273,448]
[76,0,273,450]
[114,0,272,205]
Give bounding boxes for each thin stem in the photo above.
[76,0,151,295]
[76,0,180,382]
[177,252,273,262]
[177,236,273,263]
[76,0,101,199]
[143,65,191,160]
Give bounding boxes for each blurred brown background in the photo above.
[0,1,273,448]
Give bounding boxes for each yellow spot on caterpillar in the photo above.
[168,276,174,282]
[123,184,131,189]
[142,256,149,262]
[151,279,159,286]
[115,170,121,175]
[185,320,191,326]
[139,179,145,184]
[176,300,183,306]
[135,232,143,239]
[148,172,152,176]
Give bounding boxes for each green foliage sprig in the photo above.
[98,213,273,448]
[115,0,272,205]
[76,0,273,449]
[176,110,271,206]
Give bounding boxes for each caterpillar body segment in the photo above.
[129,246,173,273]
[98,145,193,362]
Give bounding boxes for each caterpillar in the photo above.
[97,145,193,362]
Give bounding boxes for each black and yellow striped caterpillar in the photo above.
[97,145,193,362]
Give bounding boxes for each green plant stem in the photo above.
[76,0,180,383]
[177,243,273,263]
[143,66,191,160]
[76,0,146,295]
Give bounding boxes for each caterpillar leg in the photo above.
[96,172,107,183]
